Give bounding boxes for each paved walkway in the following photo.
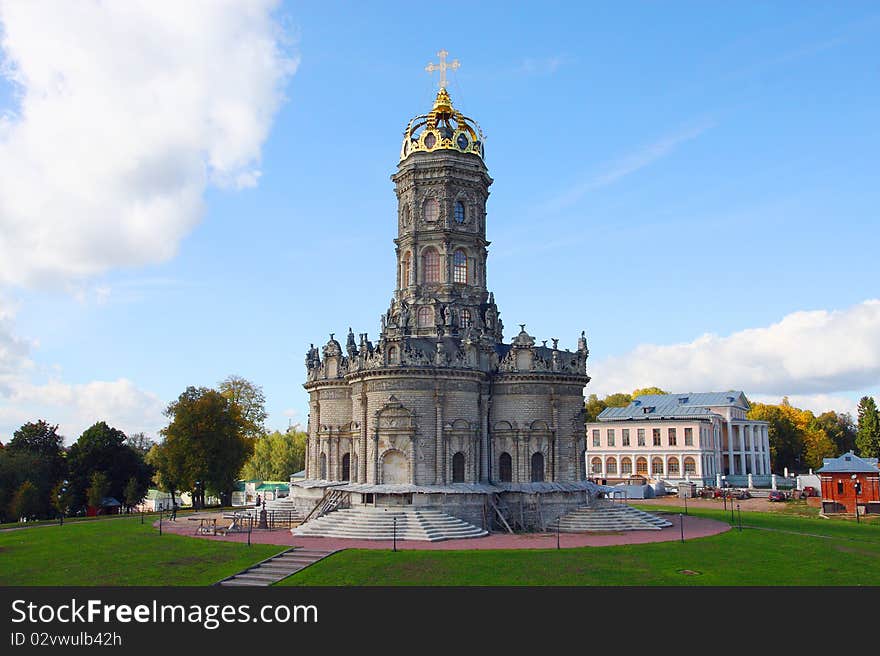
[156,512,729,550]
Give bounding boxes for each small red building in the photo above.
[817,451,880,515]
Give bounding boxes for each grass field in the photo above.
[0,516,283,586]
[277,507,880,586]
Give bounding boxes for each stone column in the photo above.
[434,389,444,484]
[727,421,734,475]
[764,426,771,474]
[513,433,520,483]
[480,389,490,483]
[748,425,757,475]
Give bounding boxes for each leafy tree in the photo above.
[10,480,41,521]
[584,394,607,422]
[51,480,73,520]
[67,422,153,512]
[812,411,856,455]
[631,387,668,398]
[125,432,156,459]
[123,476,146,513]
[856,396,880,458]
[0,421,67,521]
[241,430,307,481]
[219,375,268,440]
[86,471,110,512]
[604,393,632,407]
[158,386,253,507]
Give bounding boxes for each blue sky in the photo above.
[1,1,878,442]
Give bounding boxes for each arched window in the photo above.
[606,457,617,475]
[388,346,398,364]
[401,252,411,287]
[531,452,545,482]
[454,201,465,224]
[460,309,472,329]
[423,197,439,222]
[422,247,440,283]
[417,306,433,327]
[667,457,680,475]
[636,457,648,475]
[452,452,466,482]
[684,457,696,475]
[341,453,351,481]
[621,457,633,475]
[651,457,663,475]
[453,249,467,284]
[591,457,602,475]
[499,452,512,482]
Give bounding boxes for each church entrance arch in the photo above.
[531,452,545,482]
[499,452,512,482]
[341,453,351,481]
[452,452,466,482]
[381,449,408,484]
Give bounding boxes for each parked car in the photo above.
[768,490,787,502]
[734,489,751,500]
[802,486,818,497]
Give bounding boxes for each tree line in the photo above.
[0,375,306,523]
[584,388,880,473]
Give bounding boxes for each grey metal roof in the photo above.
[817,451,879,474]
[597,390,749,421]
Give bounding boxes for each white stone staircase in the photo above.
[555,503,672,532]
[290,507,488,542]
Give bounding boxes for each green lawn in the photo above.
[277,508,880,586]
[0,516,283,586]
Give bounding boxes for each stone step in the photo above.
[555,504,672,533]
[291,507,487,541]
[216,548,336,587]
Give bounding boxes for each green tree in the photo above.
[219,375,268,440]
[86,471,110,513]
[811,411,856,455]
[51,480,73,520]
[10,480,41,521]
[0,421,67,521]
[123,476,146,513]
[158,386,253,507]
[604,393,632,407]
[856,396,880,458]
[241,430,307,481]
[125,432,156,459]
[631,387,668,398]
[66,422,153,513]
[584,394,607,422]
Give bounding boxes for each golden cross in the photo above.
[425,49,460,89]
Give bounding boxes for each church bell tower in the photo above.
[384,52,501,343]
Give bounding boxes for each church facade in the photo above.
[294,79,595,528]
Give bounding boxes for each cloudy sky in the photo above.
[1,1,878,442]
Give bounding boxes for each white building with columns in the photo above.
[585,391,771,484]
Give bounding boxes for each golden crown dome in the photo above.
[400,87,484,162]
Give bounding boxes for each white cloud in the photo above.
[0,0,297,288]
[0,297,165,442]
[588,299,880,414]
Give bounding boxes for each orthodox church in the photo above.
[290,53,603,531]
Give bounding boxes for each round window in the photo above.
[456,133,469,150]
[424,132,436,149]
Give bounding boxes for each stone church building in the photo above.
[290,73,602,530]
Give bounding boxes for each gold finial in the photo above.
[425,49,460,89]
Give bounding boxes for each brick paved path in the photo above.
[156,512,728,551]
